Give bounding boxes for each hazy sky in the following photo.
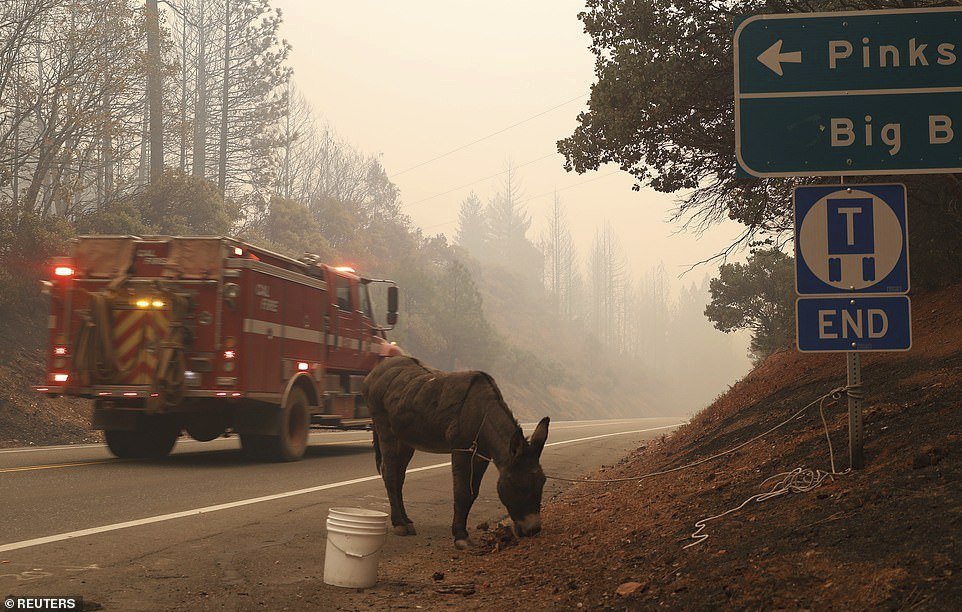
[272,0,747,287]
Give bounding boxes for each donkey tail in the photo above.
[372,425,382,474]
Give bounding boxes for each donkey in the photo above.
[362,355,550,549]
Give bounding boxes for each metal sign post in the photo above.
[846,352,864,470]
[841,177,864,471]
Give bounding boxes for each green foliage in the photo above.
[432,260,502,370]
[559,0,962,284]
[456,192,487,257]
[261,196,332,261]
[0,212,74,318]
[705,248,795,363]
[309,195,362,251]
[75,200,151,236]
[136,170,232,235]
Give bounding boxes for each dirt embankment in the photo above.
[385,284,961,609]
[0,313,96,448]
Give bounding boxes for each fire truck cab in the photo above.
[35,235,402,461]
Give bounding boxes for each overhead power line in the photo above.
[404,152,560,210]
[389,94,587,178]
[418,169,621,232]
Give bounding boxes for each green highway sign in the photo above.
[735,8,962,177]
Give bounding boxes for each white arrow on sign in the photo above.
[757,39,802,76]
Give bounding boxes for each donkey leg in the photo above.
[451,454,489,549]
[393,443,417,534]
[375,425,416,536]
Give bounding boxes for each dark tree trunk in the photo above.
[192,0,207,178]
[179,8,188,171]
[145,0,164,182]
[217,0,231,194]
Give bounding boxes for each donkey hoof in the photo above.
[393,524,417,536]
[454,538,474,550]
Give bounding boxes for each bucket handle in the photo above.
[328,537,386,559]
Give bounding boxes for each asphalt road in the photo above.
[0,417,683,610]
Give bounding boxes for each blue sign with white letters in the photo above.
[796,296,911,352]
[794,184,909,295]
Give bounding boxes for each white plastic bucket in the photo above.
[326,517,387,532]
[323,507,389,588]
[328,507,389,525]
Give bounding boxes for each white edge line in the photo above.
[0,423,684,554]
[0,419,674,454]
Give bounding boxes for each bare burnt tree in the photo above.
[588,222,628,351]
[540,192,578,318]
[1,0,148,220]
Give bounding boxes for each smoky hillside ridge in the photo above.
[347,281,962,609]
[0,0,751,444]
[454,172,750,420]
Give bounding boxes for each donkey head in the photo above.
[496,417,550,537]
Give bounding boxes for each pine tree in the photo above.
[456,191,487,257]
[486,161,530,249]
[206,0,289,195]
[483,161,541,280]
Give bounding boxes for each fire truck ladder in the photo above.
[73,278,190,410]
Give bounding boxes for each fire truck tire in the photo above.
[104,424,179,459]
[243,388,311,462]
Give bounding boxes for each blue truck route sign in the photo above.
[735,8,962,176]
[794,184,908,295]
[796,295,911,352]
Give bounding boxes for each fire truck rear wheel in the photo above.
[245,387,310,462]
[104,422,179,459]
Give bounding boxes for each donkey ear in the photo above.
[528,416,550,458]
[509,428,525,461]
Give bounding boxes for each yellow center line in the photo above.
[0,459,126,474]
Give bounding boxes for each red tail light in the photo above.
[54,266,75,277]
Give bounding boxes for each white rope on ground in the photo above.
[683,390,851,548]
[545,386,852,485]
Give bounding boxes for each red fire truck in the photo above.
[35,235,402,461]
